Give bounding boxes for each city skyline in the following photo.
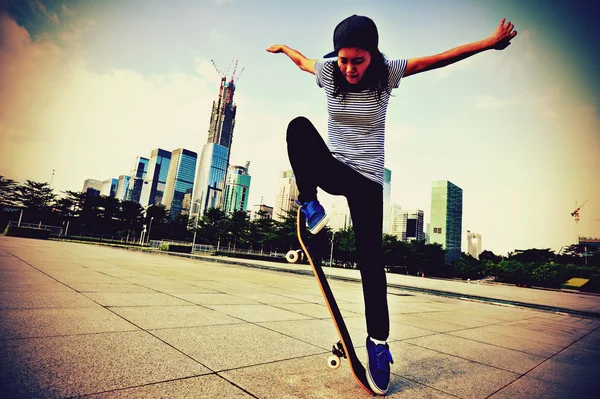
[1,0,599,255]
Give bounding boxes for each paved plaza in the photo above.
[1,236,599,398]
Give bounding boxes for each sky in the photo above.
[1,0,599,255]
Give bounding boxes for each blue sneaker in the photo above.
[366,336,393,395]
[299,200,330,234]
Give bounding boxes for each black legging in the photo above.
[287,116,389,341]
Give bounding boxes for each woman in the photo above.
[267,14,516,395]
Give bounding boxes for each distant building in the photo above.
[190,70,240,224]
[402,209,425,242]
[125,156,149,203]
[250,204,273,221]
[222,162,251,213]
[430,180,463,262]
[162,148,198,220]
[115,175,131,201]
[330,197,352,231]
[82,179,102,196]
[389,206,424,242]
[100,178,118,198]
[389,204,403,238]
[140,149,171,207]
[467,230,482,259]
[273,170,299,222]
[190,143,229,220]
[382,168,391,234]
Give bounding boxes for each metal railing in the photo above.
[8,221,63,235]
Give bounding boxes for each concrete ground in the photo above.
[1,236,599,398]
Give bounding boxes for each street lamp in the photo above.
[329,231,336,267]
[147,217,154,245]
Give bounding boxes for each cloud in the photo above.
[0,16,217,194]
[49,12,59,24]
[61,4,74,17]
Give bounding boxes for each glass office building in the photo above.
[222,163,251,213]
[190,143,229,222]
[115,175,131,201]
[430,180,463,262]
[383,168,392,234]
[125,156,149,203]
[140,149,171,207]
[162,148,198,220]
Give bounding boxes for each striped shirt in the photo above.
[315,58,407,186]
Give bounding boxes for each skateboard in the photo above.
[296,208,375,395]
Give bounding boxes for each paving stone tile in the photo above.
[221,354,457,398]
[449,326,564,357]
[405,334,546,374]
[172,293,260,305]
[389,341,519,399]
[84,292,192,307]
[391,314,467,333]
[0,331,209,398]
[69,282,157,293]
[527,347,600,388]
[152,323,323,371]
[0,290,101,309]
[0,307,138,339]
[274,302,345,319]
[488,375,594,399]
[204,304,313,323]
[258,319,363,351]
[110,305,243,329]
[84,375,253,398]
[231,292,309,304]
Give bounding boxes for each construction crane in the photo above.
[571,199,588,223]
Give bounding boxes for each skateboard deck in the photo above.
[296,208,374,395]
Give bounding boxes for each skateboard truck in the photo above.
[328,341,347,369]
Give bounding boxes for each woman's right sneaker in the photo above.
[366,336,393,395]
[299,200,330,234]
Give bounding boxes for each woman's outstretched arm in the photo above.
[267,44,317,74]
[404,18,517,77]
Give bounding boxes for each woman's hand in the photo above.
[490,18,517,50]
[266,44,287,53]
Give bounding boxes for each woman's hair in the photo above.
[332,49,390,104]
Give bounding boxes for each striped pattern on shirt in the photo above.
[314,58,407,186]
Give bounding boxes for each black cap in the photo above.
[323,15,379,58]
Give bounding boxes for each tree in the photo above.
[11,180,56,224]
[509,248,555,264]
[196,207,229,246]
[118,200,144,239]
[453,252,484,279]
[227,210,250,249]
[0,176,17,207]
[479,250,502,264]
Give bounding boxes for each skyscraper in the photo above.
[191,67,240,222]
[191,143,229,218]
[115,175,131,201]
[402,209,425,242]
[467,230,482,259]
[222,162,251,213]
[330,197,352,231]
[100,178,118,197]
[273,170,299,222]
[140,149,171,207]
[430,180,463,262]
[82,179,102,196]
[383,168,391,234]
[162,148,198,220]
[125,156,149,203]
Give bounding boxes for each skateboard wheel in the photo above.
[285,250,301,263]
[328,355,341,369]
